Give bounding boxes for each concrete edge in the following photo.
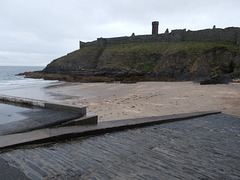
[0,94,86,114]
[0,110,221,151]
[44,102,86,114]
[58,113,98,127]
[0,94,45,107]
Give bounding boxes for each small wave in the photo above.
[0,78,59,90]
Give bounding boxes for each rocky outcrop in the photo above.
[34,41,240,83]
[200,74,232,85]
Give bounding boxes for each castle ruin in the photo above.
[80,21,240,49]
[152,21,159,35]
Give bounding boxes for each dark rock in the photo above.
[200,74,232,85]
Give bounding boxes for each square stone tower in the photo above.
[152,21,159,35]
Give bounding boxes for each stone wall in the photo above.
[80,27,240,49]
[237,32,240,46]
[183,28,240,42]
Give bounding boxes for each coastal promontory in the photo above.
[23,24,240,83]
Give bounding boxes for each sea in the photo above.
[0,66,60,100]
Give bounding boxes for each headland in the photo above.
[22,22,240,83]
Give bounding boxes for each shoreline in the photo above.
[0,80,63,101]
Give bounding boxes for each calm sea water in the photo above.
[0,66,55,90]
[0,66,61,100]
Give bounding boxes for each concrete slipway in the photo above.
[1,113,240,179]
[0,95,240,179]
[0,94,220,150]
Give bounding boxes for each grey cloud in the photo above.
[0,0,239,66]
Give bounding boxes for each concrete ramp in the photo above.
[0,95,97,136]
[0,110,220,150]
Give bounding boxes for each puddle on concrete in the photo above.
[0,103,32,125]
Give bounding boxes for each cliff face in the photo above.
[42,41,240,82]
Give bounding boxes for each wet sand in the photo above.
[42,81,240,122]
[0,81,64,101]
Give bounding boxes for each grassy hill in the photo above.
[24,41,240,82]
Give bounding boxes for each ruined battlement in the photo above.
[80,22,240,49]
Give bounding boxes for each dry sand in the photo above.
[45,81,240,122]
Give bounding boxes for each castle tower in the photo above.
[152,21,159,35]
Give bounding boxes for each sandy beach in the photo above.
[40,81,240,122]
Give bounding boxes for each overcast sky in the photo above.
[0,0,239,66]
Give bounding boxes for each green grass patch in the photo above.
[105,41,239,56]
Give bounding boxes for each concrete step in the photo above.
[0,95,93,136]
